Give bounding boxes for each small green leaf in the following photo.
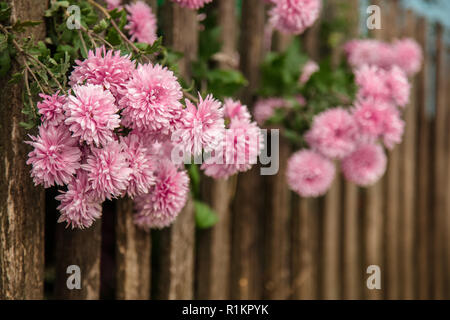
[195,201,219,229]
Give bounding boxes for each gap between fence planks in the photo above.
[0,0,47,300]
[195,0,237,300]
[230,0,266,300]
[153,2,197,300]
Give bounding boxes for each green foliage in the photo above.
[194,200,219,229]
[258,38,356,148]
[192,6,248,100]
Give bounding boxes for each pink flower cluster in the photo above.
[253,95,306,125]
[286,39,422,197]
[27,47,261,230]
[268,0,322,35]
[344,38,423,76]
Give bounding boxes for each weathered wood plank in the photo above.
[155,2,197,299]
[54,222,102,299]
[0,0,47,300]
[230,0,266,299]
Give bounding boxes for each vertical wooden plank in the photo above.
[446,47,450,300]
[398,9,418,301]
[263,33,292,300]
[0,0,47,300]
[415,18,431,300]
[322,175,341,299]
[290,17,322,301]
[155,2,197,300]
[195,0,237,300]
[114,0,156,301]
[341,0,362,301]
[432,24,447,300]
[383,0,401,300]
[361,0,386,300]
[54,222,102,299]
[291,199,319,299]
[231,0,266,300]
[115,199,151,299]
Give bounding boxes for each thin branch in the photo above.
[78,29,89,56]
[23,60,48,94]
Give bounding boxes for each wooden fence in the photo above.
[0,0,449,300]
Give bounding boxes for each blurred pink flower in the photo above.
[171,0,213,10]
[122,134,156,198]
[300,60,319,84]
[134,160,189,230]
[174,94,225,157]
[393,38,423,76]
[352,98,393,141]
[253,97,286,125]
[56,170,102,229]
[355,65,390,102]
[105,0,122,10]
[26,124,82,188]
[223,98,251,122]
[385,66,410,107]
[65,84,120,147]
[286,149,336,197]
[81,140,132,200]
[37,91,66,126]
[125,1,158,45]
[341,143,387,186]
[69,47,135,100]
[269,0,322,35]
[382,107,405,150]
[120,63,183,134]
[305,108,358,159]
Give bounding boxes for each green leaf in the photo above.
[188,164,200,196]
[195,201,219,229]
[0,3,11,22]
[8,72,22,84]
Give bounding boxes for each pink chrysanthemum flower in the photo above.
[125,1,158,45]
[69,47,135,100]
[286,149,336,197]
[134,160,189,230]
[305,108,358,159]
[105,0,122,10]
[299,60,319,84]
[344,39,394,70]
[341,143,387,186]
[201,118,263,179]
[171,0,213,10]
[355,65,390,102]
[37,91,66,126]
[393,38,422,76]
[120,63,183,134]
[385,66,411,107]
[81,140,132,200]
[122,133,156,198]
[382,107,405,150]
[269,0,322,35]
[26,124,82,188]
[174,94,225,157]
[56,170,102,229]
[352,98,393,141]
[253,97,286,125]
[65,84,120,146]
[223,98,251,122]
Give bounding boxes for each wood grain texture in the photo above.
[195,0,237,300]
[230,0,266,300]
[0,0,47,300]
[415,18,431,300]
[115,199,151,300]
[154,2,197,299]
[54,222,102,299]
[432,24,447,300]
